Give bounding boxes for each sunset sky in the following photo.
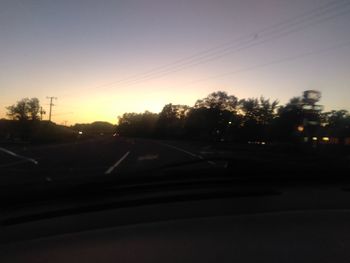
[1,0,350,125]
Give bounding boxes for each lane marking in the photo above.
[0,147,38,165]
[105,151,130,174]
[159,142,215,165]
[159,143,200,158]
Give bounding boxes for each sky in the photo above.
[0,0,349,125]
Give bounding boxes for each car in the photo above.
[1,0,350,261]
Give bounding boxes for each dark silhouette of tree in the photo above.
[72,121,116,135]
[259,97,279,125]
[117,111,158,137]
[238,97,279,141]
[323,110,350,127]
[194,91,238,112]
[27,98,40,121]
[6,98,41,121]
[272,97,305,141]
[114,89,350,146]
[239,97,278,125]
[185,91,239,141]
[156,104,190,138]
[6,98,29,121]
[321,110,350,142]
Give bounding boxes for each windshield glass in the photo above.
[1,0,349,188]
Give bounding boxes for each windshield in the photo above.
[1,0,350,189]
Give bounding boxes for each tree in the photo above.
[238,97,279,141]
[239,98,260,124]
[6,98,29,121]
[185,91,239,141]
[272,97,305,141]
[258,97,279,125]
[321,110,350,140]
[156,104,190,137]
[6,98,41,121]
[72,121,116,135]
[27,98,40,121]
[194,91,238,112]
[113,89,350,145]
[117,111,159,137]
[239,97,278,125]
[322,110,350,127]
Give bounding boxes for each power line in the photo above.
[91,35,256,89]
[96,1,346,88]
[59,0,350,99]
[182,40,350,87]
[98,40,350,106]
[108,2,350,89]
[93,0,350,90]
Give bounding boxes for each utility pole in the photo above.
[46,96,57,122]
[39,106,46,121]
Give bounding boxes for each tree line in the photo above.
[1,98,74,143]
[3,91,350,144]
[117,91,350,144]
[2,98,118,143]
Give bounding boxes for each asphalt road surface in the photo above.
[0,137,226,185]
[2,137,348,187]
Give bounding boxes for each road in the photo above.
[3,137,346,187]
[0,137,225,185]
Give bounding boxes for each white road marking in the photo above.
[159,142,215,165]
[105,151,130,174]
[0,147,38,165]
[159,143,200,158]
